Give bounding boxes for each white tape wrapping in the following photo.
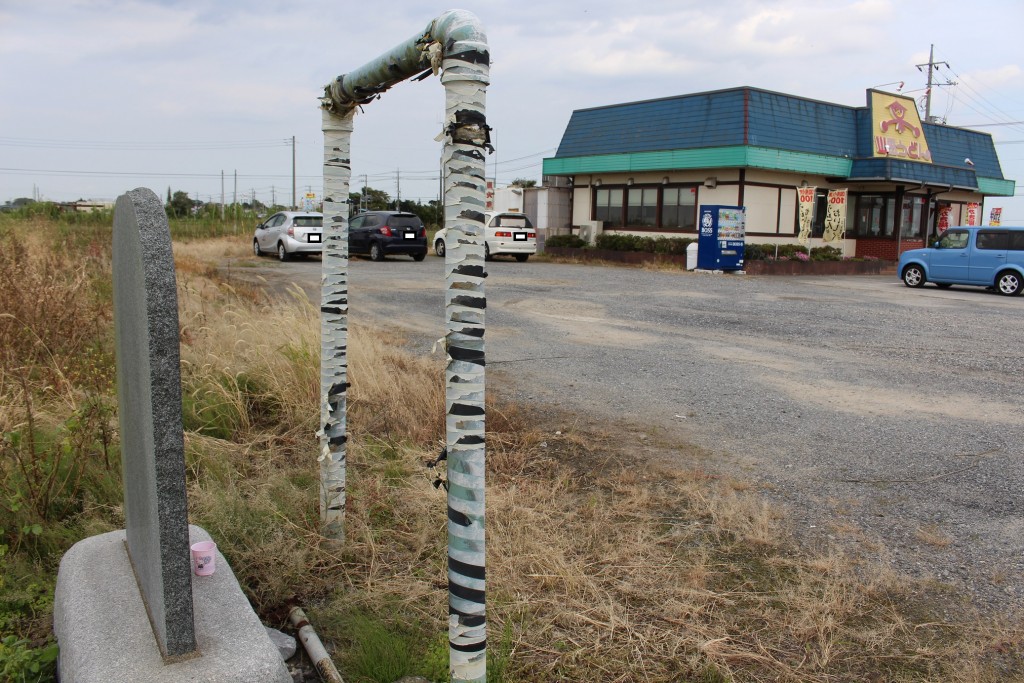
[319,107,354,539]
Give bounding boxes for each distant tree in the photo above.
[510,178,537,188]
[395,199,442,228]
[168,190,193,218]
[355,186,391,211]
[166,186,172,204]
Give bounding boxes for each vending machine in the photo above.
[697,205,746,271]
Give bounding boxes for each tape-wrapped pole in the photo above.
[438,12,489,683]
[319,107,353,540]
[321,10,489,681]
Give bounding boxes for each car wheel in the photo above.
[370,241,385,262]
[412,251,426,262]
[995,270,1022,296]
[434,239,446,257]
[902,264,925,288]
[253,239,262,257]
[277,242,289,262]
[515,254,529,262]
[484,243,493,261]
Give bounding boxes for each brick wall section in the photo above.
[855,238,924,260]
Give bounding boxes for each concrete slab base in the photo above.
[54,525,291,683]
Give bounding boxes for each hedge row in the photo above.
[544,234,588,248]
[545,233,848,262]
[594,233,696,255]
[744,244,844,261]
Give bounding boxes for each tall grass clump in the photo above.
[0,217,120,681]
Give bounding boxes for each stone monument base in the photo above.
[54,525,290,683]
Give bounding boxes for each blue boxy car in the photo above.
[898,226,1024,296]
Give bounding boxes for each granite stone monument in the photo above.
[53,187,290,683]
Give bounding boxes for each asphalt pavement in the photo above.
[228,252,1024,619]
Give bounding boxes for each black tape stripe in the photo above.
[449,639,487,653]
[449,403,484,416]
[456,434,484,445]
[454,326,485,338]
[447,505,472,527]
[450,295,485,309]
[453,265,487,278]
[449,556,486,580]
[449,582,485,604]
[444,45,490,66]
[447,346,485,364]
[449,605,485,622]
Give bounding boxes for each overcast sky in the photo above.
[2,0,1022,221]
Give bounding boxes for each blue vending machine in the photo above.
[697,205,746,271]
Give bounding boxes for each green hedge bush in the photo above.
[744,244,843,261]
[544,234,588,249]
[594,233,695,255]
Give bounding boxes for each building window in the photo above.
[852,194,894,237]
[900,196,924,238]
[811,189,828,237]
[594,188,624,225]
[661,187,697,231]
[626,188,658,227]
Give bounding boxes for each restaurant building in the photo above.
[541,87,1015,259]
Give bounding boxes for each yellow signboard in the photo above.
[870,90,932,163]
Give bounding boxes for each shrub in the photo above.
[544,234,587,249]
[810,245,843,261]
[594,233,694,254]
[743,243,768,261]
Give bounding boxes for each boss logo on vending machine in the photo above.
[700,211,714,236]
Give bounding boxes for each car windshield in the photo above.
[493,214,532,229]
[293,216,322,227]
[389,216,422,229]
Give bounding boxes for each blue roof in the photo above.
[554,89,747,157]
[552,87,1008,189]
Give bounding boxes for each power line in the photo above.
[962,121,1024,128]
[0,166,319,180]
[0,136,293,151]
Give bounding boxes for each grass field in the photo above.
[0,213,1021,682]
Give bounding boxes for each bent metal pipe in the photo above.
[320,10,489,682]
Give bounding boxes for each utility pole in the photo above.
[292,135,297,210]
[233,170,238,232]
[221,170,225,220]
[396,168,401,210]
[916,44,954,124]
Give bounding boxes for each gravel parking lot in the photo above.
[232,254,1024,619]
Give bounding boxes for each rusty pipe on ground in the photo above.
[288,606,344,683]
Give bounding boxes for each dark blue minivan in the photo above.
[899,226,1024,296]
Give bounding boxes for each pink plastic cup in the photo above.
[191,541,217,576]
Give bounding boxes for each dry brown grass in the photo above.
[915,524,954,549]
[135,235,1024,681]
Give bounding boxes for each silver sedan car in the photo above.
[253,211,323,261]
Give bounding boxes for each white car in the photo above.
[253,211,323,261]
[434,211,537,262]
